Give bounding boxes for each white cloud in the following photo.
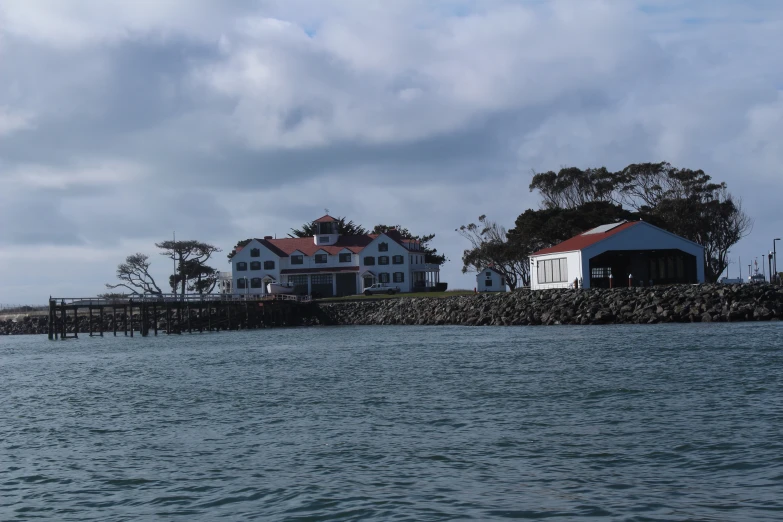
[0,106,33,136]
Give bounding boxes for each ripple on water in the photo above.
[1,323,782,521]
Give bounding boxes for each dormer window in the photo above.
[320,236,330,243]
[378,242,388,252]
[291,255,304,265]
[314,254,327,264]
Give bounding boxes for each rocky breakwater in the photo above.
[319,284,783,326]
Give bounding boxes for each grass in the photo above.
[316,290,475,303]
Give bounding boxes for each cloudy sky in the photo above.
[1,0,782,304]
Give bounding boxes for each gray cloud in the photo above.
[1,0,782,302]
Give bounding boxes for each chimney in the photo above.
[264,236,273,240]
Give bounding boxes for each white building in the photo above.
[529,221,705,290]
[229,215,441,297]
[476,267,507,292]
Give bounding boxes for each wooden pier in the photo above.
[47,294,313,340]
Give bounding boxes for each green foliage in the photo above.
[290,217,368,237]
[155,239,221,296]
[227,239,253,261]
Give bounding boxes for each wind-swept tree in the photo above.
[457,215,528,289]
[105,253,163,295]
[155,240,221,297]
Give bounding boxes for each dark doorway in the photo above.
[336,273,357,296]
[589,249,697,288]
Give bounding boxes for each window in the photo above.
[264,260,275,270]
[393,255,404,264]
[591,267,611,279]
[237,278,247,289]
[378,242,388,252]
[379,272,390,283]
[364,256,375,265]
[237,262,247,271]
[485,271,492,276]
[291,255,303,265]
[537,258,568,284]
[339,253,351,263]
[314,254,327,264]
[250,261,261,271]
[393,272,404,283]
[250,248,260,257]
[251,278,263,288]
[485,278,493,287]
[320,236,330,243]
[311,274,333,285]
[288,275,308,286]
[379,256,389,265]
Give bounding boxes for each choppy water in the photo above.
[1,324,782,521]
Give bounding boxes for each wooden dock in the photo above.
[47,294,313,340]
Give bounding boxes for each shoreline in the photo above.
[2,284,782,335]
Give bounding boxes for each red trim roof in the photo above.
[280,266,360,275]
[314,214,338,223]
[251,230,415,257]
[532,221,641,256]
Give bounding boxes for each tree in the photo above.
[529,166,617,209]
[290,217,368,237]
[105,253,163,295]
[170,259,219,295]
[155,240,222,296]
[372,224,448,266]
[508,202,636,254]
[457,215,529,290]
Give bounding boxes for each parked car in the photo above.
[364,283,400,295]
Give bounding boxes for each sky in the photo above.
[1,0,782,304]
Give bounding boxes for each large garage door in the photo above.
[310,274,334,298]
[336,273,357,296]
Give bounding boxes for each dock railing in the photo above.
[49,293,311,306]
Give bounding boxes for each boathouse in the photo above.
[529,221,705,290]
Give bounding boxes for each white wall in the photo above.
[360,235,412,292]
[476,269,507,292]
[231,239,281,295]
[530,251,582,290]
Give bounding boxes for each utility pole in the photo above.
[775,239,780,285]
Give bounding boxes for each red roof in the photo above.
[280,266,360,275]
[252,229,415,257]
[314,214,338,223]
[532,221,641,256]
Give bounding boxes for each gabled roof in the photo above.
[531,221,641,256]
[247,230,416,257]
[479,266,504,276]
[314,214,338,223]
[260,235,375,256]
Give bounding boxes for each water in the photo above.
[1,324,782,521]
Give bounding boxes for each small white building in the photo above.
[529,221,705,290]
[476,267,507,292]
[229,214,441,297]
